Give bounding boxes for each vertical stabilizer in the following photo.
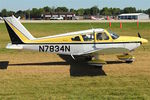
[3,15,35,44]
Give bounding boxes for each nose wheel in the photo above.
[117,54,135,63]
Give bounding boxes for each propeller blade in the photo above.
[137,32,146,50]
[138,32,141,38]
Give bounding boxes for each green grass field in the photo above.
[0,22,150,100]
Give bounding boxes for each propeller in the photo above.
[138,32,141,38]
[138,32,145,50]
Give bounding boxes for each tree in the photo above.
[84,8,91,15]
[112,8,121,16]
[123,7,136,13]
[43,6,51,13]
[15,10,25,18]
[55,7,68,12]
[70,8,76,13]
[70,8,77,15]
[146,8,150,16]
[1,9,8,17]
[100,7,112,16]
[137,9,144,13]
[25,9,31,19]
[51,6,55,12]
[90,6,99,15]
[77,8,84,16]
[39,8,44,14]
[8,11,15,16]
[0,6,148,19]
[30,8,41,18]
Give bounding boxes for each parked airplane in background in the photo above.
[3,16,148,65]
[91,16,105,20]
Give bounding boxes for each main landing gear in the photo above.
[87,55,106,66]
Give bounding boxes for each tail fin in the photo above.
[3,15,35,44]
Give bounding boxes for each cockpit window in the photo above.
[97,33,109,40]
[82,34,94,41]
[109,31,119,39]
[71,36,81,41]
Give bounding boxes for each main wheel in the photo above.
[125,60,133,63]
[125,59,134,63]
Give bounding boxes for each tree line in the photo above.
[0,6,150,19]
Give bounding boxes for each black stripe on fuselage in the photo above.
[15,41,141,45]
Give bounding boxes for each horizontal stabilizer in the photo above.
[6,43,23,49]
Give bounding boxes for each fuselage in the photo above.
[6,29,148,55]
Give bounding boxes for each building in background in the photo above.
[118,13,149,20]
[42,12,77,20]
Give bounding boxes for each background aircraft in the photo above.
[91,16,105,20]
[3,16,148,65]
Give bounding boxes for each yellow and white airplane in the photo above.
[3,16,148,65]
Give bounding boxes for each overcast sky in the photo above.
[0,0,149,11]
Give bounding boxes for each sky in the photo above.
[0,0,150,11]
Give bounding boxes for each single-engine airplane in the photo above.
[3,16,148,65]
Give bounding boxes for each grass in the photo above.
[0,22,150,100]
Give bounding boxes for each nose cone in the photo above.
[141,38,148,44]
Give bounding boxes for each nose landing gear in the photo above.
[117,54,135,63]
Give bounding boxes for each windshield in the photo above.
[109,31,119,39]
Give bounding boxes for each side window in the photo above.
[103,33,109,40]
[97,33,103,40]
[71,36,81,41]
[82,34,94,41]
[97,33,109,40]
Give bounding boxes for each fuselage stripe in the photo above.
[14,41,141,45]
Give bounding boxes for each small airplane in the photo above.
[91,16,104,20]
[3,16,148,66]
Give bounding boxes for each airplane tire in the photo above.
[125,60,133,63]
